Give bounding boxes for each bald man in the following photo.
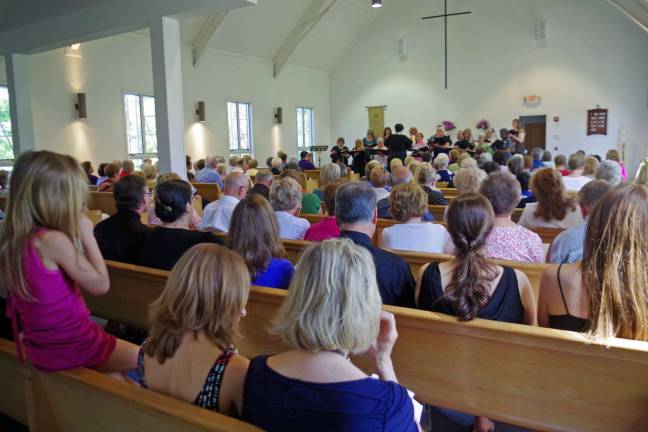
[199,172,249,233]
[377,166,434,221]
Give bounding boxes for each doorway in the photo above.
[520,115,547,150]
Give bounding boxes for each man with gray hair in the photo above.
[195,156,224,190]
[594,160,623,186]
[247,168,273,200]
[336,181,415,307]
[200,172,249,233]
[549,179,612,263]
[377,166,434,221]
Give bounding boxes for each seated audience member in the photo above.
[280,169,320,215]
[583,156,599,179]
[228,156,245,174]
[480,172,544,263]
[228,195,294,289]
[200,173,249,233]
[141,180,223,270]
[418,163,448,205]
[142,164,157,190]
[636,157,648,185]
[378,166,435,221]
[507,155,531,197]
[270,177,310,240]
[305,179,346,241]
[138,244,250,417]
[492,150,509,173]
[186,155,194,182]
[452,167,486,196]
[606,149,627,181]
[482,161,501,175]
[549,180,611,264]
[594,159,623,186]
[194,158,206,176]
[94,176,151,265]
[270,157,282,175]
[96,163,108,186]
[447,151,469,173]
[336,182,415,307]
[554,154,569,176]
[277,151,288,170]
[433,153,452,182]
[542,150,554,168]
[195,157,224,190]
[247,168,272,200]
[363,159,382,182]
[530,147,545,171]
[380,184,451,254]
[562,153,591,192]
[215,163,228,179]
[81,161,98,185]
[370,166,390,202]
[0,169,8,192]
[97,162,120,192]
[336,162,349,178]
[416,193,536,432]
[313,163,341,200]
[298,151,316,171]
[246,159,258,177]
[519,168,583,229]
[389,157,404,174]
[147,173,201,229]
[242,239,419,432]
[478,152,493,168]
[119,159,134,179]
[285,158,300,172]
[538,184,648,338]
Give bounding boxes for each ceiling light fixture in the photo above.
[371,0,383,8]
[65,43,82,58]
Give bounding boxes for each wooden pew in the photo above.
[0,195,6,211]
[531,227,564,244]
[88,185,98,192]
[87,192,117,216]
[428,205,523,223]
[303,169,320,181]
[191,183,220,203]
[82,261,648,432]
[0,339,261,432]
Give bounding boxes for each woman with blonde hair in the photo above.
[606,149,627,181]
[452,167,486,195]
[138,244,250,416]
[390,157,404,173]
[0,151,138,373]
[510,118,526,155]
[519,168,583,229]
[538,184,648,339]
[242,239,420,431]
[350,138,368,177]
[582,156,599,179]
[228,194,294,289]
[380,184,451,254]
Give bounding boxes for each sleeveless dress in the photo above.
[548,263,589,332]
[136,343,235,412]
[6,229,116,371]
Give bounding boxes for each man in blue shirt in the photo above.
[531,147,546,171]
[298,151,316,171]
[549,180,611,263]
[336,181,415,308]
[195,156,224,190]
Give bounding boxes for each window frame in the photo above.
[122,93,158,166]
[296,106,315,149]
[227,101,253,156]
[0,84,15,164]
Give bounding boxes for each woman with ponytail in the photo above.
[138,244,250,417]
[415,193,536,432]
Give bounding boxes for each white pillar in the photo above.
[5,53,35,156]
[150,17,186,178]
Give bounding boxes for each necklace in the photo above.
[325,349,350,360]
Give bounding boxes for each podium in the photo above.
[310,145,329,168]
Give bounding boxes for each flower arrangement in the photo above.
[476,118,491,131]
[441,120,456,131]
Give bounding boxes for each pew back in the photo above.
[0,195,7,211]
[0,339,27,425]
[87,262,648,432]
[191,183,220,203]
[87,192,117,215]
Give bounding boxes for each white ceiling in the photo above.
[0,0,112,32]
[608,0,648,29]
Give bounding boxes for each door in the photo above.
[520,115,547,150]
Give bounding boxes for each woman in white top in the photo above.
[270,177,310,240]
[519,168,583,229]
[380,184,452,254]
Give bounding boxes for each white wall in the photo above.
[330,0,648,174]
[0,32,331,169]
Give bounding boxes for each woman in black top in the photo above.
[330,137,350,166]
[350,139,368,177]
[428,126,452,156]
[141,179,222,270]
[416,193,536,432]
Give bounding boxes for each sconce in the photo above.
[274,107,283,124]
[196,101,206,122]
[75,93,87,119]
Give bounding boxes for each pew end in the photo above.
[0,339,27,425]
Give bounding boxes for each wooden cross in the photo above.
[422,0,472,90]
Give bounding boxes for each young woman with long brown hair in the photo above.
[415,193,536,432]
[228,194,294,289]
[518,167,583,229]
[538,184,648,339]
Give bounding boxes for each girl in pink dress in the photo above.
[0,151,138,372]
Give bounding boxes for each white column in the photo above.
[5,53,35,156]
[150,17,186,178]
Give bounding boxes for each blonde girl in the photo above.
[0,151,138,372]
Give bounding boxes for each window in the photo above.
[0,86,14,161]
[227,101,253,155]
[297,107,314,149]
[124,94,157,169]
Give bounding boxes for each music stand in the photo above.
[310,146,329,168]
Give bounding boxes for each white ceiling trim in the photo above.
[606,0,648,35]
[192,11,230,68]
[271,0,337,78]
